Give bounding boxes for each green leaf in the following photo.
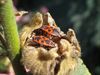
[70,58,91,75]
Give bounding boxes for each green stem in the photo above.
[0,0,26,75]
[0,0,19,60]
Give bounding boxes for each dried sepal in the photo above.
[20,12,43,48]
[15,11,28,17]
[21,46,59,75]
[66,29,81,57]
[57,38,80,75]
[59,39,73,57]
[29,12,43,29]
[57,56,78,75]
[42,12,57,26]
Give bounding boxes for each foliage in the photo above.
[70,59,91,75]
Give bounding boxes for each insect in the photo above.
[31,35,56,48]
[33,25,61,38]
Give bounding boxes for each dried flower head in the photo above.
[20,12,81,75]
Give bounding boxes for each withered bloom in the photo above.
[20,12,81,75]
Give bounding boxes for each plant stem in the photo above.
[0,0,26,75]
[0,0,19,60]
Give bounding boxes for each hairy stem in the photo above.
[0,0,26,75]
[0,0,19,60]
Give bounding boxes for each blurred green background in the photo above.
[12,0,100,75]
